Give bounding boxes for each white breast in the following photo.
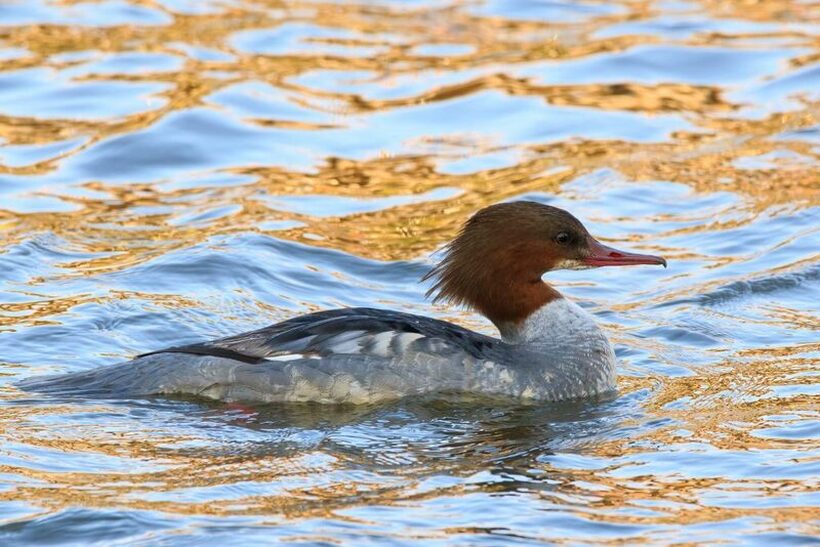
[494,298,617,399]
[501,298,602,345]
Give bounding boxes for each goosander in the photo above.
[19,201,666,404]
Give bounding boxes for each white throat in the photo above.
[498,297,603,345]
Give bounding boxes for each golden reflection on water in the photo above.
[0,0,818,541]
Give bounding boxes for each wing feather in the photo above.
[139,307,503,363]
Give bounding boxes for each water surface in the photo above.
[0,0,818,544]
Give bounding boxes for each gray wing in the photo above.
[139,307,506,364]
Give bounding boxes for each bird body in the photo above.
[19,202,665,404]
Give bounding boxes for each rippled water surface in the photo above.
[1,0,819,544]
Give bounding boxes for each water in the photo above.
[0,0,818,543]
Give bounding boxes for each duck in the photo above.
[19,201,666,404]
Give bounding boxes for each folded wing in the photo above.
[139,307,505,364]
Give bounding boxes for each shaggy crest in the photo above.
[423,201,589,325]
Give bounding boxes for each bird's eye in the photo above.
[555,232,570,245]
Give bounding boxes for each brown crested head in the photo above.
[423,201,666,330]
